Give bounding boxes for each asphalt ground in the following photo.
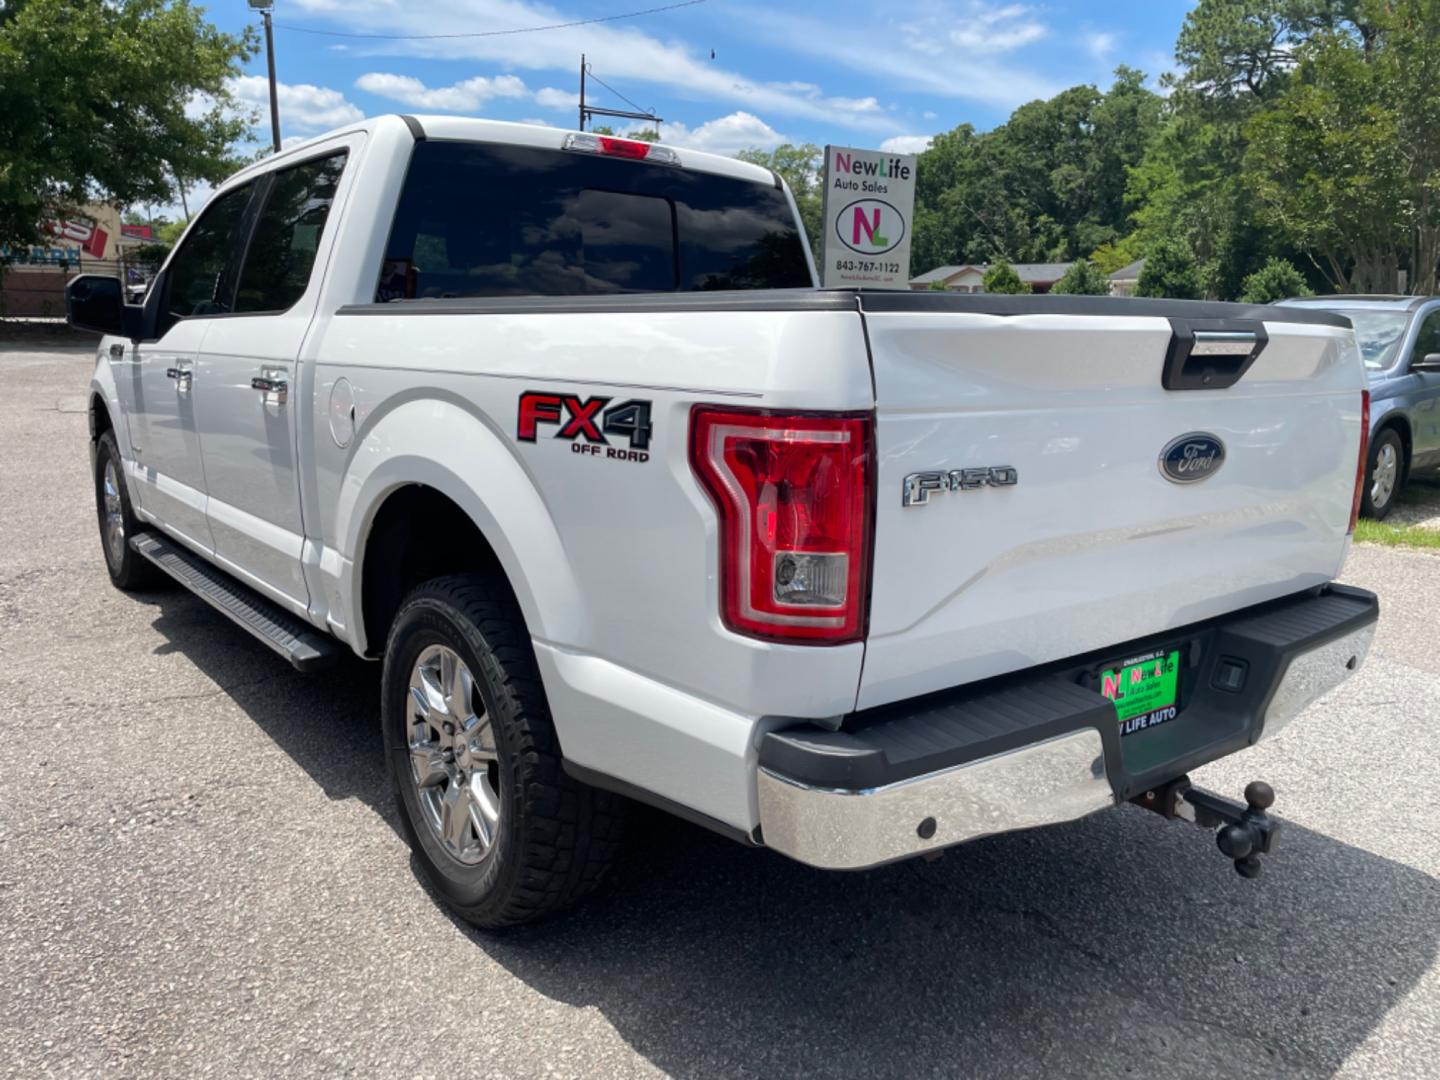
[2,342,1438,1079]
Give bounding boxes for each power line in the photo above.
[584,66,649,116]
[274,0,706,41]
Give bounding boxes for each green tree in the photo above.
[0,0,256,248]
[983,260,1031,294]
[1136,238,1204,298]
[927,279,950,292]
[626,128,660,142]
[736,143,823,254]
[1239,257,1314,302]
[1052,259,1112,295]
[1244,0,1440,293]
[910,70,1161,274]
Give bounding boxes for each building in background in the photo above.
[908,263,1074,294]
[1107,259,1145,297]
[1,204,155,317]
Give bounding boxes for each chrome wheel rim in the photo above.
[1371,442,1399,508]
[102,459,126,566]
[406,644,501,866]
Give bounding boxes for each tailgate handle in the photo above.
[1163,319,1268,391]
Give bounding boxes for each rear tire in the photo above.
[1362,428,1405,522]
[382,574,625,928]
[94,430,166,591]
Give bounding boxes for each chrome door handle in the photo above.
[252,367,288,406]
[165,364,193,393]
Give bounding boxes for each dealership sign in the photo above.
[819,145,917,290]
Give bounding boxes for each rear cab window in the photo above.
[377,140,810,300]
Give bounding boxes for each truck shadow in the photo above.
[147,593,1439,1079]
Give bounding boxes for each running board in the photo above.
[129,531,340,672]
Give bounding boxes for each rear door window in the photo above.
[378,141,809,300]
[234,151,348,313]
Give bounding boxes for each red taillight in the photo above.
[690,407,873,644]
[1349,389,1371,533]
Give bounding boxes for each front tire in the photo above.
[94,430,166,591]
[1362,428,1405,521]
[381,574,625,928]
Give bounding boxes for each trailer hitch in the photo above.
[1134,778,1280,878]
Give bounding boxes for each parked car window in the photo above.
[1338,310,1411,370]
[162,183,255,326]
[235,152,348,313]
[378,140,810,300]
[1410,309,1440,368]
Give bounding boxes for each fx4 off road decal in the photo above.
[516,392,653,462]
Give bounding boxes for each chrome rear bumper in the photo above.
[758,729,1114,870]
[757,586,1378,871]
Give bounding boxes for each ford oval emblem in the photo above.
[1159,433,1225,484]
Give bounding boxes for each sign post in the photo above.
[819,145,917,290]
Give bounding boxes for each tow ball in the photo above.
[1134,778,1280,878]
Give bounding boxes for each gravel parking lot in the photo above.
[3,341,1438,1079]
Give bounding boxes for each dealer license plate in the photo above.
[1100,649,1181,737]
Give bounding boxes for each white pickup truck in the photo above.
[68,115,1379,927]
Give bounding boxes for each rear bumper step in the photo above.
[129,531,340,672]
[757,584,1378,869]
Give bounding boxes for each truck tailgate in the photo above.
[855,295,1363,710]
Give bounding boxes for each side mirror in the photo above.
[1414,352,1440,373]
[65,274,143,339]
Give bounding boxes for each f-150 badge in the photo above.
[517,391,653,463]
[902,467,1018,506]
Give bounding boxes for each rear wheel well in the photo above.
[360,485,509,657]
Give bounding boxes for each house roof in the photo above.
[909,264,985,285]
[909,262,1072,286]
[1009,263,1072,283]
[1108,259,1146,281]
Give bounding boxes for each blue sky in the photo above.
[204,1,1195,152]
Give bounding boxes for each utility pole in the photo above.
[578,53,586,131]
[249,0,282,152]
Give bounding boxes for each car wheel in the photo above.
[94,430,166,591]
[1362,428,1405,522]
[382,574,625,928]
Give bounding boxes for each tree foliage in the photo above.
[907,68,1163,271]
[1051,259,1112,295]
[0,0,255,248]
[1239,257,1313,302]
[982,260,1031,294]
[1136,238,1203,298]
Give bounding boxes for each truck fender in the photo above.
[336,396,586,652]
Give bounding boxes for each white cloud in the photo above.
[946,3,1048,52]
[355,72,528,111]
[533,86,579,111]
[1086,32,1118,63]
[827,96,883,114]
[735,3,1060,110]
[228,75,362,131]
[923,110,938,120]
[880,135,934,155]
[657,112,788,156]
[269,0,898,133]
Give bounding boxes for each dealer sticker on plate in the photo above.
[1100,649,1181,736]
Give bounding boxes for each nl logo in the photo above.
[834,198,907,255]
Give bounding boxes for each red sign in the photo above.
[121,224,153,240]
[45,218,109,257]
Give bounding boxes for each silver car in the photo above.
[1278,295,1440,519]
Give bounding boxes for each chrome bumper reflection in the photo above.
[757,729,1114,870]
[1257,622,1377,741]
